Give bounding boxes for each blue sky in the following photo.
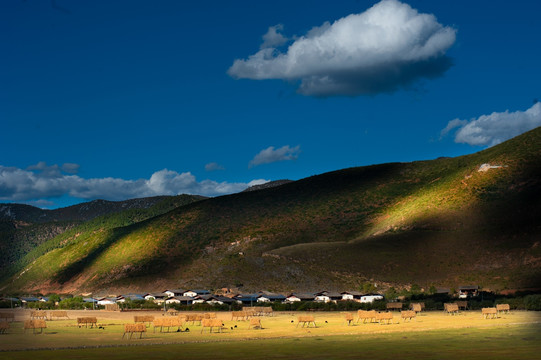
[1,0,540,209]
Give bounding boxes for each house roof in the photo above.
[234,294,259,302]
[341,291,363,296]
[96,297,117,304]
[20,297,40,302]
[288,293,315,300]
[118,294,145,301]
[145,292,167,298]
[1,297,19,302]
[192,294,234,303]
[164,289,186,294]
[168,296,194,301]
[258,293,286,300]
[210,296,235,303]
[459,285,479,290]
[325,292,342,298]
[185,289,211,295]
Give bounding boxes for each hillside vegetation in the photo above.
[0,195,205,278]
[2,128,540,294]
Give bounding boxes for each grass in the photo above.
[0,310,539,359]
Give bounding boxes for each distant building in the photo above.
[96,297,117,305]
[341,291,363,301]
[458,286,479,298]
[165,296,194,305]
[144,293,168,304]
[285,293,315,302]
[233,294,259,305]
[20,297,40,304]
[257,292,286,303]
[183,289,211,297]
[314,291,342,303]
[360,294,384,303]
[163,289,186,298]
[116,294,145,303]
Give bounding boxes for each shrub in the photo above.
[0,300,21,308]
[58,296,84,310]
[524,295,541,311]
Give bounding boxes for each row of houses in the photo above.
[2,290,385,307]
[3,286,480,307]
[99,290,385,306]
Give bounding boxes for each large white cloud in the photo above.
[228,0,456,97]
[0,163,269,204]
[249,145,301,168]
[442,102,541,146]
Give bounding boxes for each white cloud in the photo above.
[0,164,269,204]
[25,161,80,177]
[205,162,225,171]
[249,145,301,168]
[439,118,468,138]
[442,103,541,146]
[27,162,61,177]
[260,24,288,49]
[228,0,456,97]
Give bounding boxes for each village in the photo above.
[1,286,482,310]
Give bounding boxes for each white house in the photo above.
[97,297,117,306]
[257,292,286,302]
[360,294,384,303]
[183,289,211,298]
[164,289,186,298]
[206,296,224,306]
[314,292,342,303]
[458,286,479,299]
[341,291,363,301]
[144,293,167,304]
[116,294,145,303]
[284,293,315,303]
[165,296,194,305]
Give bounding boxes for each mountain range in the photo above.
[1,127,540,295]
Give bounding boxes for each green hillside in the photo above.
[2,128,540,294]
[0,195,204,285]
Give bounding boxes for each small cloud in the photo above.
[27,161,49,171]
[25,199,56,209]
[228,0,456,97]
[441,103,541,146]
[27,161,61,177]
[61,163,80,174]
[260,24,288,49]
[205,162,225,171]
[249,145,301,168]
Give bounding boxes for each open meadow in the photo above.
[0,309,540,359]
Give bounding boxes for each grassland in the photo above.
[0,310,540,359]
